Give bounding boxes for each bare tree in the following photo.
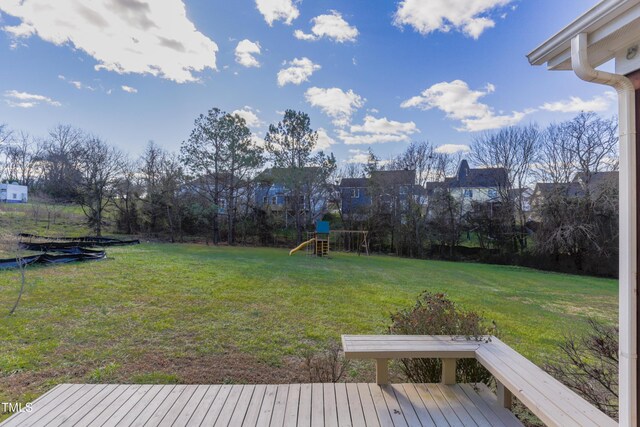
[538,113,618,186]
[470,125,540,250]
[391,141,440,187]
[568,112,618,185]
[0,125,13,181]
[42,124,85,200]
[114,159,141,235]
[4,131,44,186]
[76,137,124,236]
[538,122,577,184]
[140,141,169,234]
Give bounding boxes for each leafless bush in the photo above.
[303,341,350,383]
[545,318,618,420]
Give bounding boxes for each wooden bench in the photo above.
[342,334,617,427]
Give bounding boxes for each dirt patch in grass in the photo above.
[0,350,309,412]
[114,351,309,385]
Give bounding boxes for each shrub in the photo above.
[545,319,618,420]
[303,341,350,383]
[389,291,494,385]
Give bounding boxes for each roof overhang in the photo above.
[527,0,640,73]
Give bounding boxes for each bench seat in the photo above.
[342,335,617,427]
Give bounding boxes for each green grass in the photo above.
[0,243,617,418]
[0,199,93,254]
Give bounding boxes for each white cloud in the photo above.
[337,115,418,145]
[345,148,392,165]
[350,115,418,136]
[338,131,412,145]
[304,87,365,127]
[121,85,137,93]
[277,57,321,86]
[256,0,299,26]
[232,106,263,128]
[58,74,95,91]
[393,0,511,39]
[235,39,261,68]
[0,0,218,83]
[540,92,615,113]
[346,149,370,164]
[315,128,336,151]
[435,144,470,154]
[4,90,61,108]
[294,11,358,43]
[401,79,528,132]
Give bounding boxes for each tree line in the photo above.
[0,111,619,275]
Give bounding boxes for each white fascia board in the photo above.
[527,0,640,70]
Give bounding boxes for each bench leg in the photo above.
[441,358,457,385]
[496,381,513,409]
[376,359,389,385]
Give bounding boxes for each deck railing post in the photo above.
[376,358,389,385]
[496,381,513,409]
[441,358,457,385]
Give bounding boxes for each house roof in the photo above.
[339,177,368,188]
[573,170,618,186]
[370,169,416,186]
[424,161,507,193]
[533,171,618,200]
[527,0,640,73]
[256,167,321,183]
[460,168,508,188]
[451,160,508,188]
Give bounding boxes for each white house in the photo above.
[0,183,28,203]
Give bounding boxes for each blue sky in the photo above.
[0,0,616,164]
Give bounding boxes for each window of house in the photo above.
[488,189,498,198]
[263,196,268,205]
[12,193,17,199]
[464,189,473,198]
[351,188,360,198]
[271,196,278,205]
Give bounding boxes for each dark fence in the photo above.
[429,244,617,278]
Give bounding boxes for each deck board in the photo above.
[0,383,523,427]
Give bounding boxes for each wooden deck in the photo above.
[1,382,522,426]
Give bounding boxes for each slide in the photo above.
[289,238,316,256]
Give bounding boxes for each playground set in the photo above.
[289,221,369,257]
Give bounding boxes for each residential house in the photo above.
[0,182,28,203]
[529,171,618,220]
[254,167,328,221]
[338,169,424,220]
[425,160,508,212]
[337,177,371,219]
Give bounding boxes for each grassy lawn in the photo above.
[0,243,617,418]
[0,200,93,257]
